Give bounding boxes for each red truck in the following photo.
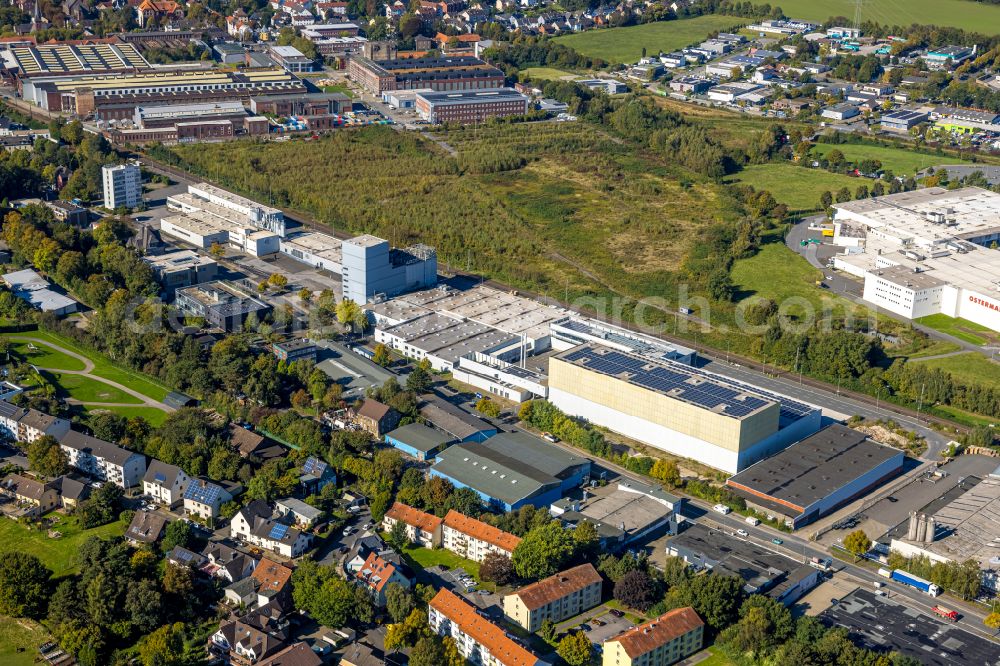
[932,606,958,622]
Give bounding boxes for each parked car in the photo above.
[609,609,624,618]
[343,527,353,536]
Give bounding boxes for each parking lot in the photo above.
[820,589,1000,666]
[578,610,634,645]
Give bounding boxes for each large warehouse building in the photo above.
[430,432,592,511]
[414,88,529,124]
[831,187,1000,333]
[1,42,149,79]
[548,344,821,473]
[347,55,504,95]
[726,424,905,528]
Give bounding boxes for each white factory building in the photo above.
[831,187,1000,332]
[162,183,283,257]
[280,232,343,273]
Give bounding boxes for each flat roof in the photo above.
[576,487,670,535]
[820,589,1000,666]
[382,313,516,364]
[2,42,149,76]
[882,109,928,122]
[143,249,217,272]
[727,424,903,513]
[416,87,527,105]
[418,394,493,440]
[30,67,297,93]
[385,422,453,453]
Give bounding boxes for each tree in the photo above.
[557,631,592,666]
[985,612,1000,632]
[209,242,225,258]
[385,608,431,651]
[138,622,185,666]
[614,569,655,611]
[385,582,415,623]
[388,519,409,552]
[267,273,288,289]
[406,366,432,393]
[650,458,681,487]
[540,618,557,643]
[299,288,312,303]
[844,529,872,561]
[0,552,51,618]
[663,574,744,632]
[409,636,446,666]
[512,521,576,580]
[125,579,164,634]
[475,397,500,418]
[161,520,192,553]
[292,560,361,627]
[373,343,392,367]
[480,552,515,585]
[27,434,68,477]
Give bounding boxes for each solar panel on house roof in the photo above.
[185,481,221,504]
[154,472,166,483]
[302,457,326,475]
[268,523,289,540]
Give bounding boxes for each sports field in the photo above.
[810,144,975,176]
[553,15,744,63]
[730,163,861,211]
[756,0,1000,34]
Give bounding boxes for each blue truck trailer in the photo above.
[889,569,941,596]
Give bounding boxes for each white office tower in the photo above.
[102,163,142,210]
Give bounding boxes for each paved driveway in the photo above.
[580,611,634,645]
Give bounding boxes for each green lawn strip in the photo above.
[698,645,739,666]
[910,352,1000,390]
[7,340,86,371]
[81,405,170,426]
[323,84,355,98]
[896,340,963,359]
[915,314,991,346]
[6,330,171,402]
[810,143,975,176]
[521,67,576,81]
[0,617,52,666]
[0,515,128,578]
[45,371,143,404]
[929,404,1000,429]
[553,15,744,63]
[401,543,481,578]
[730,163,862,212]
[750,0,1000,34]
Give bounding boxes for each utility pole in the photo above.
[917,382,925,414]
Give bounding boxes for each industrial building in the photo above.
[161,183,283,256]
[347,55,504,95]
[175,280,272,331]
[279,232,343,272]
[551,480,683,549]
[383,422,454,461]
[1,268,78,315]
[418,394,497,442]
[21,68,306,116]
[269,45,315,73]
[726,424,905,528]
[429,431,592,511]
[271,339,317,363]
[666,524,822,604]
[374,312,520,372]
[880,108,929,132]
[132,101,247,128]
[248,92,349,117]
[831,187,1000,333]
[143,249,218,292]
[341,234,437,304]
[889,476,1000,588]
[1,42,149,78]
[548,344,821,473]
[102,162,141,209]
[414,88,529,124]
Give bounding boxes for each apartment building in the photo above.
[0,400,70,444]
[102,163,142,209]
[503,564,603,632]
[442,510,521,563]
[602,607,704,666]
[0,473,60,517]
[59,430,146,488]
[232,500,312,558]
[382,501,443,548]
[142,459,191,507]
[429,588,541,666]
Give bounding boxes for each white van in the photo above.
[745,516,760,526]
[713,504,731,515]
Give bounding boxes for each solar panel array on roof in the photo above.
[185,481,222,505]
[302,456,327,476]
[268,523,289,540]
[9,43,149,75]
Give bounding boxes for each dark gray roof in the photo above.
[727,424,904,513]
[143,459,183,487]
[168,545,207,568]
[384,422,453,454]
[59,430,141,467]
[56,476,89,501]
[127,510,167,543]
[418,394,493,440]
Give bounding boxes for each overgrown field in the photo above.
[166,123,733,303]
[553,15,744,63]
[729,163,861,211]
[810,143,976,176]
[756,0,1000,34]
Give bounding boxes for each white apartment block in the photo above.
[102,163,142,209]
[0,401,70,444]
[59,430,146,488]
[429,589,541,666]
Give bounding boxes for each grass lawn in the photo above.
[697,646,738,666]
[82,405,170,426]
[323,84,355,98]
[401,544,481,579]
[0,617,52,666]
[915,314,993,346]
[931,404,999,429]
[553,15,744,63]
[731,164,863,211]
[44,371,143,404]
[0,515,128,578]
[751,0,1000,34]
[521,67,575,81]
[8,340,85,371]
[810,143,975,176]
[6,330,171,402]
[895,339,963,359]
[912,353,1000,390]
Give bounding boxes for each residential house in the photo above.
[345,533,390,573]
[183,479,233,521]
[59,430,146,488]
[126,510,168,545]
[274,497,323,528]
[204,542,258,582]
[381,501,442,548]
[355,550,412,606]
[55,476,89,509]
[602,607,704,666]
[232,500,312,558]
[250,557,295,609]
[354,399,399,437]
[257,642,322,666]
[442,510,521,562]
[0,400,70,444]
[231,424,285,461]
[503,564,603,632]
[168,545,208,569]
[429,588,542,666]
[135,0,183,26]
[299,456,336,494]
[142,459,190,507]
[210,620,287,665]
[0,473,60,517]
